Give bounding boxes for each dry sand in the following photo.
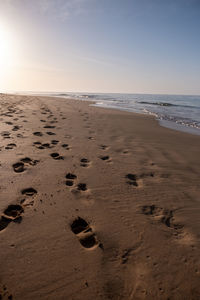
[0,93,200,300]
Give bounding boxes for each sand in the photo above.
[0,93,200,300]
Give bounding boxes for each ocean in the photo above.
[19,92,200,136]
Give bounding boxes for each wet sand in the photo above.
[0,93,200,300]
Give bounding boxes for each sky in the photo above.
[0,0,200,94]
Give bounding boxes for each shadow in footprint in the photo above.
[66,180,74,186]
[44,125,55,129]
[0,216,11,231]
[33,132,43,136]
[66,173,77,180]
[71,217,89,234]
[13,162,25,173]
[21,188,37,196]
[100,156,110,161]
[79,235,97,248]
[50,153,64,160]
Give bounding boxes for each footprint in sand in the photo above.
[5,143,16,150]
[1,131,11,139]
[141,205,184,231]
[33,131,43,137]
[80,158,90,167]
[46,131,56,136]
[100,144,109,150]
[33,141,53,149]
[21,187,37,196]
[12,125,20,131]
[77,183,87,191]
[125,172,154,187]
[20,188,37,207]
[13,157,39,173]
[12,162,25,173]
[50,152,64,160]
[62,144,70,150]
[0,204,24,232]
[42,143,52,149]
[125,173,138,186]
[65,173,77,186]
[88,136,95,140]
[65,174,88,192]
[70,217,99,249]
[51,139,59,145]
[5,121,13,125]
[0,284,13,299]
[44,125,56,129]
[100,155,111,162]
[123,149,130,154]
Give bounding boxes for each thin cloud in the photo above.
[38,0,93,20]
[0,0,94,20]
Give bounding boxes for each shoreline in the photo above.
[0,93,200,299]
[8,92,200,137]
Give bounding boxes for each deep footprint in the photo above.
[5,143,16,150]
[66,180,74,186]
[71,217,89,234]
[4,204,24,220]
[125,173,138,186]
[33,131,43,136]
[100,156,110,161]
[20,157,39,165]
[0,204,24,231]
[80,158,90,167]
[66,173,77,180]
[50,153,64,160]
[79,234,97,248]
[62,144,70,149]
[13,162,25,173]
[77,183,87,191]
[44,125,55,129]
[21,188,37,196]
[51,140,59,145]
[70,217,98,249]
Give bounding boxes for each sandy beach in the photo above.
[0,93,200,300]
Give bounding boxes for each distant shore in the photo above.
[0,93,200,300]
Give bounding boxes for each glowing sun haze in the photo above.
[0,0,200,95]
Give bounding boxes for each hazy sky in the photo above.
[0,0,200,94]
